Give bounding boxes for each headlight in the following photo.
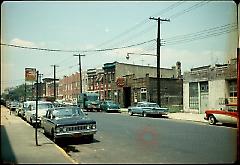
[56,127,60,133]
[63,127,67,132]
[92,124,96,129]
[86,125,90,130]
[56,127,63,133]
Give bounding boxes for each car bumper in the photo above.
[55,129,97,139]
[106,109,120,112]
[147,111,168,115]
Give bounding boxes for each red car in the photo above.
[204,104,238,125]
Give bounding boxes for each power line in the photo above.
[95,1,185,49]
[0,39,156,53]
[164,23,237,45]
[168,1,210,20]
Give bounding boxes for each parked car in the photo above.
[16,102,23,116]
[204,104,238,125]
[19,101,36,120]
[25,101,54,126]
[100,100,120,112]
[9,101,19,112]
[128,101,169,117]
[41,106,97,143]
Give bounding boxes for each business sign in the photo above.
[116,77,125,88]
[25,68,36,81]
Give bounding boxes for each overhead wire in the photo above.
[164,23,237,45]
[94,1,185,49]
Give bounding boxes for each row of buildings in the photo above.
[34,58,237,114]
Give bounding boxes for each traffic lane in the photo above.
[64,112,237,164]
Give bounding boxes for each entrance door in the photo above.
[123,87,131,108]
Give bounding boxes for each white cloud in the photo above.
[10,38,36,47]
[104,27,110,33]
[161,48,225,72]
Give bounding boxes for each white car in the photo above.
[128,102,169,117]
[25,101,54,126]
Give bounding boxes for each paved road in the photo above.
[58,112,237,164]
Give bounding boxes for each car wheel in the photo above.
[86,134,94,142]
[142,111,147,117]
[51,129,57,143]
[208,115,216,125]
[128,110,133,116]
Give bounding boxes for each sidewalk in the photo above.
[168,112,207,123]
[1,105,77,164]
[120,108,208,123]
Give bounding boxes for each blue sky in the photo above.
[1,1,238,93]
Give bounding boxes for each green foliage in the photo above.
[2,84,33,101]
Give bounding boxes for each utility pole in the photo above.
[24,82,27,101]
[35,70,39,146]
[149,17,170,107]
[73,54,85,94]
[51,65,59,101]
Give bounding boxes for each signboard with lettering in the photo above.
[25,68,36,82]
[116,77,125,88]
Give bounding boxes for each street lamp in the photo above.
[126,52,157,60]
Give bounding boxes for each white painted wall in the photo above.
[183,82,189,112]
[208,79,226,110]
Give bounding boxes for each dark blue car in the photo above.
[100,100,120,113]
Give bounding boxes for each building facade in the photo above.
[87,61,182,108]
[58,71,87,102]
[183,58,237,114]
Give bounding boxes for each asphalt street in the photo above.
[58,112,237,164]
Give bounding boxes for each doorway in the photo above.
[123,87,131,108]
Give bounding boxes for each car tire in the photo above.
[43,127,46,135]
[87,134,94,142]
[51,129,58,143]
[128,110,133,116]
[142,111,147,117]
[208,115,216,125]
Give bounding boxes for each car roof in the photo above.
[137,102,157,104]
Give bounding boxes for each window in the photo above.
[200,82,208,93]
[229,81,237,97]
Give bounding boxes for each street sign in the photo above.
[25,68,36,82]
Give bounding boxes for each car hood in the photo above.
[107,104,119,109]
[54,116,96,126]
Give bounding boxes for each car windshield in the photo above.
[148,103,160,108]
[32,103,54,110]
[106,101,114,104]
[88,95,99,101]
[38,103,54,109]
[53,107,85,118]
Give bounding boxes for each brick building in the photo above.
[87,61,183,108]
[58,71,87,102]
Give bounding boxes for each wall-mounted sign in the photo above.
[25,68,36,82]
[116,77,125,88]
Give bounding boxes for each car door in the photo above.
[135,103,143,114]
[131,103,138,114]
[42,110,52,134]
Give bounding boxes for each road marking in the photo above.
[54,143,79,164]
